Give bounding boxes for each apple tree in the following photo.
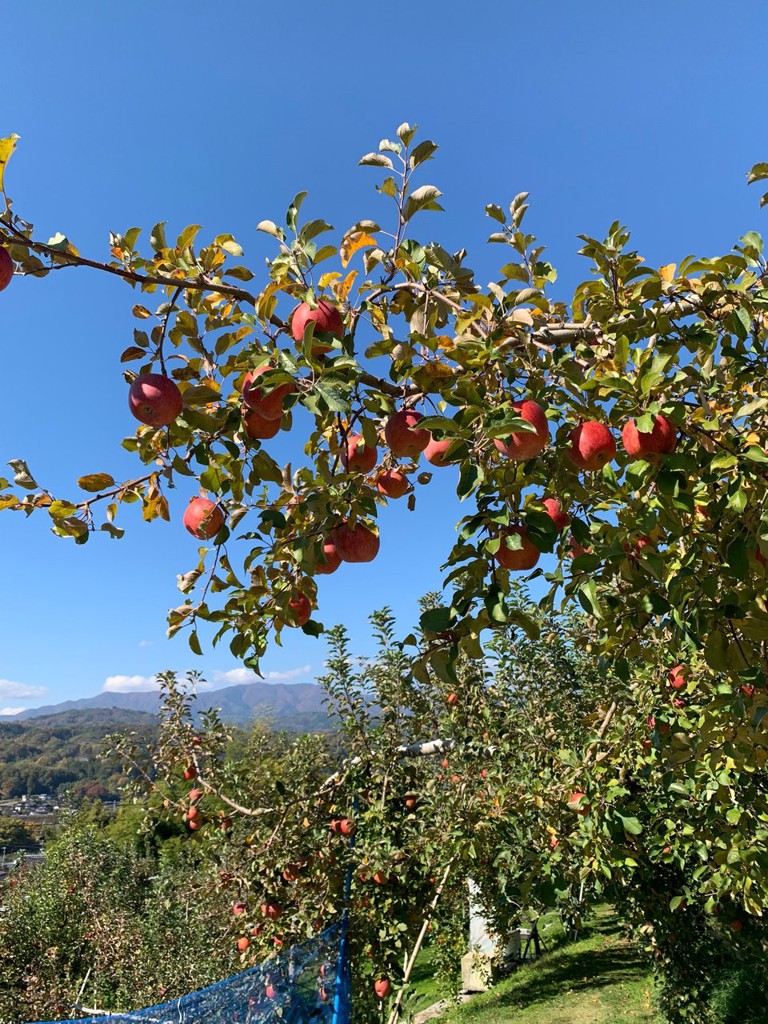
[4,125,768,1021]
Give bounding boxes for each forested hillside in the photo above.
[0,709,157,799]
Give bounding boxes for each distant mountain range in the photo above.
[0,681,331,730]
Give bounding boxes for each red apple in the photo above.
[186,806,199,821]
[183,764,197,781]
[187,818,201,831]
[424,436,455,467]
[237,936,250,952]
[543,497,569,533]
[667,664,688,691]
[332,521,380,563]
[183,497,225,540]
[342,435,378,473]
[495,526,541,571]
[242,366,295,420]
[622,414,677,462]
[372,871,388,886]
[384,409,430,458]
[404,794,418,810]
[374,978,391,999]
[624,535,654,558]
[447,692,459,706]
[549,833,559,849]
[730,918,743,932]
[261,900,282,920]
[188,787,203,802]
[233,901,246,916]
[291,300,344,354]
[243,406,282,440]
[567,422,616,471]
[280,592,312,628]
[569,538,593,559]
[316,538,342,575]
[493,400,549,460]
[0,246,14,291]
[129,373,183,427]
[330,818,342,833]
[376,469,409,498]
[339,818,355,836]
[282,864,301,882]
[567,791,590,815]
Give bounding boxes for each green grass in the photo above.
[411,907,661,1024]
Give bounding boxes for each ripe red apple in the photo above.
[220,815,233,831]
[374,978,391,999]
[339,818,355,836]
[242,366,295,420]
[331,521,380,563]
[567,421,616,471]
[129,373,183,427]
[622,414,677,461]
[624,535,654,558]
[186,806,199,821]
[243,406,282,440]
[441,758,450,769]
[495,526,541,571]
[280,592,312,628]
[384,409,430,458]
[493,400,549,460]
[741,683,756,697]
[567,791,590,815]
[404,794,418,810]
[0,246,14,290]
[183,497,225,540]
[291,300,344,354]
[237,936,250,952]
[183,764,197,781]
[730,918,743,932]
[569,538,593,559]
[376,469,409,498]
[543,497,569,533]
[233,901,246,916]
[261,900,282,920]
[282,863,301,882]
[342,435,378,473]
[316,538,342,575]
[188,787,203,802]
[668,664,688,691]
[446,692,459,707]
[372,871,388,885]
[423,436,455,467]
[318,987,329,1002]
[187,818,201,831]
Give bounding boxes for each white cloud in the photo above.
[0,707,26,716]
[137,640,152,648]
[0,679,47,699]
[102,674,160,693]
[212,665,311,686]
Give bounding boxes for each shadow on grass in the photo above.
[461,927,646,1019]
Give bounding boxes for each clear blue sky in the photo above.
[1,0,765,712]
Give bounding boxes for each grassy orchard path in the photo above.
[430,909,661,1024]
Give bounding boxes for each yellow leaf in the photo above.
[332,270,357,303]
[746,431,761,445]
[0,134,20,194]
[340,231,377,268]
[434,335,455,351]
[318,271,342,289]
[509,308,534,327]
[659,263,677,283]
[256,281,280,322]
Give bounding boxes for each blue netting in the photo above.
[29,924,347,1024]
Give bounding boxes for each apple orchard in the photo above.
[3,126,768,1022]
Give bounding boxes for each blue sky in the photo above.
[1,1,765,712]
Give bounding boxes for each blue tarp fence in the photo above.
[29,922,349,1024]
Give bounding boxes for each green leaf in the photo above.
[578,579,602,619]
[616,813,643,835]
[747,162,768,185]
[420,606,453,634]
[256,220,284,240]
[485,204,507,224]
[726,538,749,579]
[359,153,394,169]
[189,630,202,656]
[177,224,202,249]
[150,222,167,251]
[409,140,438,169]
[403,185,443,221]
